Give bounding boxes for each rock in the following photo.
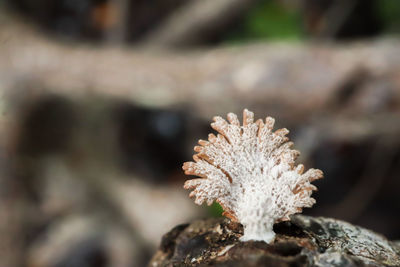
[149,215,400,267]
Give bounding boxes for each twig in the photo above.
[141,0,256,47]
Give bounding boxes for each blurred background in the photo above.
[0,0,400,266]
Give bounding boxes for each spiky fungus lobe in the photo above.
[183,109,323,243]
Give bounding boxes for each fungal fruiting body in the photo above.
[183,109,323,243]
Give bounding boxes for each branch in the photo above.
[1,12,400,123]
[141,0,257,47]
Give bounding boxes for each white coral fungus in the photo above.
[183,109,323,243]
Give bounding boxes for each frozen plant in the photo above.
[183,109,323,243]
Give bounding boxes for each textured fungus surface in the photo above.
[149,215,400,267]
[183,109,323,243]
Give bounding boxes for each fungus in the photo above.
[183,109,323,243]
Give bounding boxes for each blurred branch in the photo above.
[1,11,400,123]
[105,0,130,43]
[141,0,257,47]
[313,0,358,39]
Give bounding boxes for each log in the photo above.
[149,216,400,266]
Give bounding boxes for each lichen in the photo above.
[291,215,400,266]
[183,109,323,243]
